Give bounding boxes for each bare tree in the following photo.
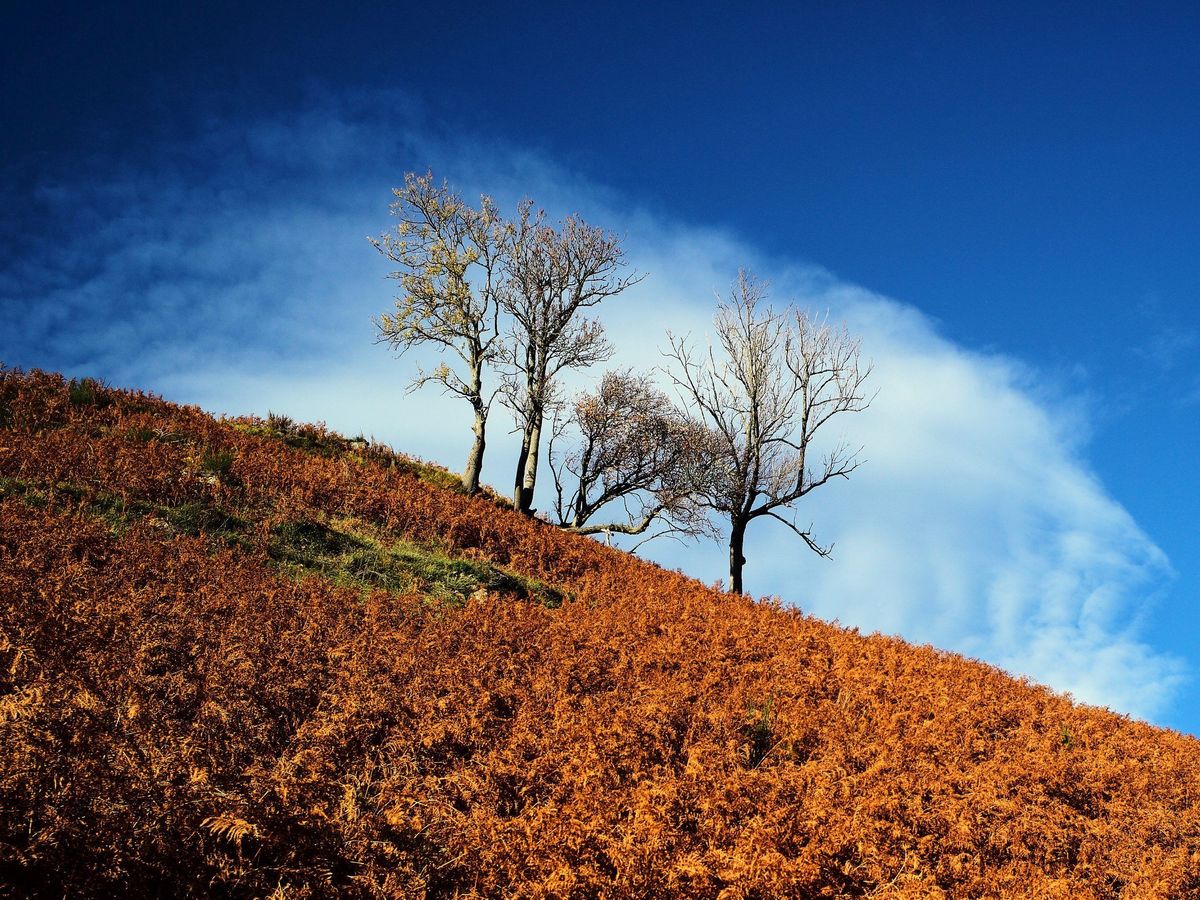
[501,202,643,514]
[370,171,509,494]
[547,369,717,544]
[664,269,872,594]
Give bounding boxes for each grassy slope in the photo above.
[1,368,1199,898]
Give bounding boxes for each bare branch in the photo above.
[757,510,834,558]
[548,370,719,541]
[663,268,871,592]
[499,204,642,514]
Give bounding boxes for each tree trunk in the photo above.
[517,416,543,515]
[570,492,590,529]
[512,425,531,509]
[513,345,539,512]
[462,405,486,494]
[729,518,747,594]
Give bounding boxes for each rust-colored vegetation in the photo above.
[1,367,1198,897]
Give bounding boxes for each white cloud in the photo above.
[2,91,1184,723]
[739,286,1184,718]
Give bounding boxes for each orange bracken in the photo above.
[0,367,1197,898]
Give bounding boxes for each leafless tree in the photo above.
[547,370,717,545]
[501,202,643,514]
[664,269,873,594]
[370,171,509,494]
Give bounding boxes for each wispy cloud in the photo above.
[1,90,1183,723]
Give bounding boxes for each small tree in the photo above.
[547,369,716,544]
[501,202,643,514]
[370,171,509,494]
[664,269,872,594]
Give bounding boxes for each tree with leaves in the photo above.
[501,202,643,514]
[547,369,717,545]
[664,270,872,594]
[370,171,509,494]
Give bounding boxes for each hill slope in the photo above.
[1,367,1198,898]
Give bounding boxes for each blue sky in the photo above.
[3,2,1198,732]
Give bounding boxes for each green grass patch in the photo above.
[82,490,248,543]
[158,500,248,538]
[1,471,553,607]
[0,476,250,545]
[268,517,562,607]
[392,457,465,493]
[0,476,47,507]
[230,414,353,459]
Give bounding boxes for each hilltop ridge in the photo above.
[1,367,1198,897]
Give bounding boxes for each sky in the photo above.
[3,2,1198,732]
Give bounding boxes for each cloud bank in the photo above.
[1,90,1183,722]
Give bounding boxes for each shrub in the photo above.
[266,410,295,434]
[199,449,236,478]
[67,377,102,407]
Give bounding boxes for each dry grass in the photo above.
[1,366,1198,897]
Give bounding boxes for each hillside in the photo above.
[1,367,1198,898]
